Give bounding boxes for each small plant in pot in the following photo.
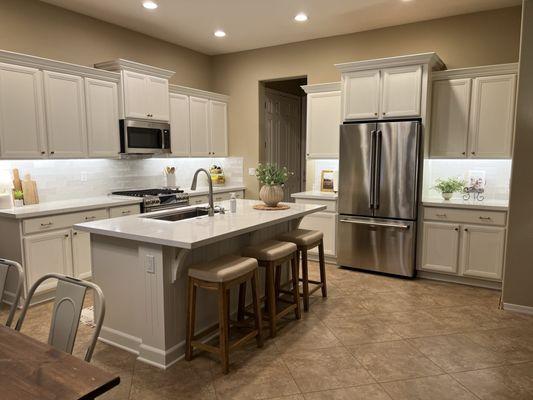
[13,190,24,207]
[433,178,466,200]
[256,163,292,207]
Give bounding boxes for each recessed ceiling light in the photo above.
[214,30,226,38]
[142,1,158,10]
[294,12,308,22]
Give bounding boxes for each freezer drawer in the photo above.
[337,216,416,277]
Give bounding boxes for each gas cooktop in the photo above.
[112,188,189,213]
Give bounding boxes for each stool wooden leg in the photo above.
[265,263,277,338]
[275,265,281,298]
[291,253,301,320]
[218,284,230,374]
[251,270,263,348]
[185,277,196,361]
[318,239,327,298]
[301,249,310,312]
[237,281,246,321]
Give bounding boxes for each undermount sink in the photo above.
[144,207,219,222]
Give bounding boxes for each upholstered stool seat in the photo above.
[185,255,263,374]
[278,229,327,312]
[241,240,300,338]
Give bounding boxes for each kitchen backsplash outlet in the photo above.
[0,157,243,203]
[423,159,512,201]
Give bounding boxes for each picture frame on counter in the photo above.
[320,170,335,192]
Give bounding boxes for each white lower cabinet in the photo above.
[299,211,337,257]
[189,190,244,205]
[24,229,73,293]
[72,230,92,280]
[422,222,460,274]
[420,207,507,282]
[460,225,505,280]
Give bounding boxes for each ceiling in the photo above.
[40,0,521,55]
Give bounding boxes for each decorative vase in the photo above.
[260,185,284,207]
[442,192,453,200]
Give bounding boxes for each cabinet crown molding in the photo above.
[169,84,229,102]
[335,52,445,73]
[301,82,341,93]
[432,63,519,80]
[0,49,120,82]
[94,59,175,79]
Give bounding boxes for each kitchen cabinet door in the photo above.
[469,74,516,158]
[189,96,210,156]
[306,91,341,159]
[146,76,170,121]
[381,65,422,118]
[85,78,119,158]
[0,63,47,159]
[23,229,73,293]
[169,93,190,156]
[421,222,460,274]
[122,70,148,119]
[209,100,228,157]
[460,225,505,280]
[43,71,88,158]
[72,229,92,280]
[299,211,337,257]
[342,70,380,121]
[430,79,471,158]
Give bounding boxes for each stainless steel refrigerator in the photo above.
[337,119,421,277]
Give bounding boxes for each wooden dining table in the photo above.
[0,325,120,400]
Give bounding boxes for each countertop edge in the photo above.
[291,191,338,200]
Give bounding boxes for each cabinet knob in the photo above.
[464,228,469,232]
[471,152,476,155]
[64,234,69,238]
[374,112,378,116]
[462,152,466,155]
[73,231,78,236]
[382,112,386,116]
[41,151,46,155]
[50,151,55,155]
[454,228,459,231]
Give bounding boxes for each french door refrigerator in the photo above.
[338,119,421,277]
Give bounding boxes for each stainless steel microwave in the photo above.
[119,119,171,155]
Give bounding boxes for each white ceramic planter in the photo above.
[259,185,284,207]
[441,192,453,200]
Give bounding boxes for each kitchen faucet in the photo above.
[191,168,215,216]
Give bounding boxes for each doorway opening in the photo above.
[259,77,307,201]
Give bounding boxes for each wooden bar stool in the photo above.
[185,254,263,374]
[242,240,301,338]
[278,229,327,312]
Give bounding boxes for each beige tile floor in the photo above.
[3,262,533,399]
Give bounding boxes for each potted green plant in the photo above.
[255,163,291,207]
[13,190,24,207]
[433,178,465,200]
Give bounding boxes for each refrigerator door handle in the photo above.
[369,130,377,209]
[339,218,410,230]
[373,130,382,209]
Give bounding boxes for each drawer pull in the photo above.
[479,216,492,221]
[40,222,53,227]
[121,210,131,215]
[84,216,96,221]
[436,213,447,217]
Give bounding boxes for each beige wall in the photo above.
[0,0,211,89]
[503,1,533,309]
[211,7,522,198]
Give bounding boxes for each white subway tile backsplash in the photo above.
[0,157,243,202]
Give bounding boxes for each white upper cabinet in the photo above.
[189,96,210,156]
[43,71,88,158]
[0,63,47,159]
[430,79,471,158]
[381,65,422,118]
[169,93,191,156]
[122,71,170,121]
[146,76,170,121]
[342,70,380,120]
[469,74,516,158]
[460,225,505,280]
[209,100,228,157]
[304,85,341,159]
[122,70,147,120]
[85,78,119,158]
[429,65,517,159]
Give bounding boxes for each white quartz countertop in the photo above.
[74,199,326,249]
[186,185,246,197]
[291,191,338,200]
[422,198,509,211]
[0,195,143,219]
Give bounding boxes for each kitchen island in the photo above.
[75,199,325,369]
